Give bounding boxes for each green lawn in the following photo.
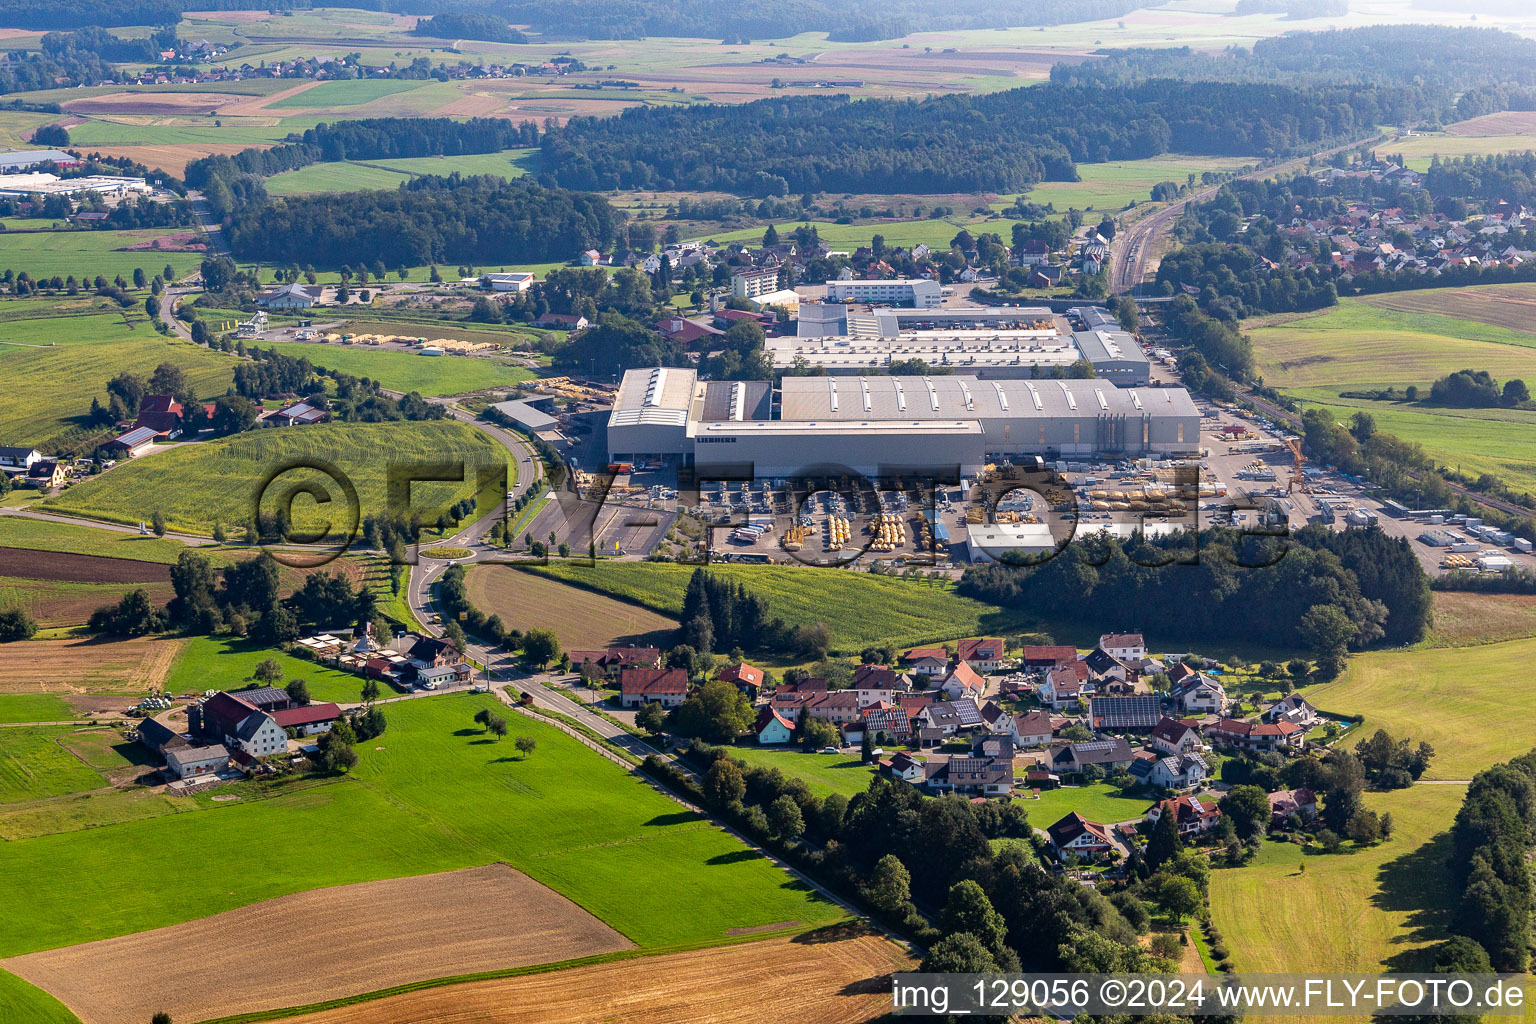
[729,746,880,799]
[532,562,1031,655]
[0,695,75,725]
[45,419,508,535]
[1011,154,1254,213]
[1248,297,1536,494]
[262,341,535,396]
[0,693,844,958]
[1018,782,1151,826]
[0,971,78,1024]
[1210,785,1464,977]
[1305,637,1536,781]
[165,636,384,705]
[1376,134,1536,172]
[0,229,205,281]
[63,118,322,147]
[0,727,107,804]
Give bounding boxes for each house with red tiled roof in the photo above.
[1021,645,1077,669]
[1207,717,1304,753]
[719,662,765,698]
[754,706,794,745]
[1268,787,1318,826]
[618,667,689,708]
[1146,794,1222,837]
[1047,812,1119,861]
[956,637,1006,672]
[271,702,342,736]
[1150,717,1202,756]
[939,661,986,701]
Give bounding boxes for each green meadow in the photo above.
[0,727,107,804]
[264,148,539,196]
[0,229,206,281]
[727,747,880,799]
[531,562,1030,655]
[0,695,76,725]
[1019,782,1152,826]
[164,636,384,706]
[0,693,843,957]
[261,341,536,395]
[267,79,427,109]
[45,419,509,535]
[1248,297,1536,492]
[0,516,200,564]
[1011,154,1254,213]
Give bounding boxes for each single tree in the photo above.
[487,715,509,740]
[866,853,912,916]
[515,735,536,757]
[361,678,381,704]
[254,658,283,684]
[151,511,168,537]
[766,793,804,841]
[284,679,311,706]
[635,701,667,735]
[1157,875,1202,922]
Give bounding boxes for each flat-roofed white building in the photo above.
[607,366,699,459]
[826,278,942,308]
[731,267,781,299]
[485,272,535,292]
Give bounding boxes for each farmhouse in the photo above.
[619,667,689,708]
[570,647,662,679]
[26,459,64,489]
[1046,812,1119,862]
[1021,645,1077,669]
[187,691,289,761]
[134,395,185,437]
[719,661,766,698]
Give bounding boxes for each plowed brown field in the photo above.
[277,928,910,1024]
[3,864,633,1024]
[0,636,183,694]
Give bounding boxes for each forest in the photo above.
[223,175,619,269]
[412,12,528,43]
[957,525,1431,661]
[541,80,1419,197]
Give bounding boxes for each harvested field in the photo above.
[60,93,253,116]
[73,141,272,176]
[0,576,174,628]
[3,863,633,1024]
[275,927,909,1024]
[1446,110,1536,136]
[1357,282,1536,336]
[466,565,678,652]
[0,548,171,585]
[1429,590,1536,647]
[0,636,183,695]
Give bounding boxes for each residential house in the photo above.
[939,662,986,701]
[1088,695,1162,732]
[1046,812,1119,862]
[902,646,950,679]
[25,459,64,489]
[956,637,1006,672]
[851,663,911,705]
[1021,645,1077,669]
[1149,717,1202,756]
[753,706,794,745]
[1264,694,1320,728]
[1129,751,1208,791]
[619,667,689,708]
[719,661,766,699]
[979,700,1011,735]
[1038,665,1086,710]
[570,647,662,679]
[925,756,1012,797]
[1171,673,1226,715]
[1146,794,1222,837]
[1098,633,1146,663]
[1083,648,1131,682]
[1206,718,1304,753]
[862,703,912,743]
[165,744,231,780]
[272,702,341,736]
[883,751,926,783]
[803,690,862,725]
[0,446,42,475]
[1008,710,1054,748]
[579,249,604,266]
[1268,787,1319,826]
[1050,737,1134,774]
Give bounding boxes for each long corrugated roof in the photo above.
[778,375,1196,421]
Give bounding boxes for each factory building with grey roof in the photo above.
[607,368,1199,480]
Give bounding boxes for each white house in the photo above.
[1037,666,1086,710]
[1098,632,1146,663]
[1046,812,1120,862]
[1149,717,1201,756]
[1008,710,1054,748]
[1130,752,1208,791]
[939,662,986,701]
[1171,673,1226,715]
[0,446,42,473]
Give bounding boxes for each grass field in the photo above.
[0,971,78,1024]
[727,747,880,799]
[45,420,508,535]
[261,341,535,395]
[0,314,235,451]
[1012,154,1253,213]
[1305,637,1536,781]
[1210,785,1464,988]
[0,229,205,281]
[467,567,680,652]
[0,727,107,804]
[0,693,844,959]
[0,517,199,564]
[164,636,382,705]
[0,695,75,724]
[264,149,538,196]
[530,562,1030,655]
[1017,782,1152,826]
[267,79,427,109]
[1427,590,1536,647]
[1248,296,1536,493]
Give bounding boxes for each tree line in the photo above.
[222,175,619,270]
[412,12,527,43]
[957,525,1431,673]
[539,77,1420,197]
[1447,749,1536,972]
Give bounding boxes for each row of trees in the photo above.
[1447,748,1536,971]
[678,568,833,661]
